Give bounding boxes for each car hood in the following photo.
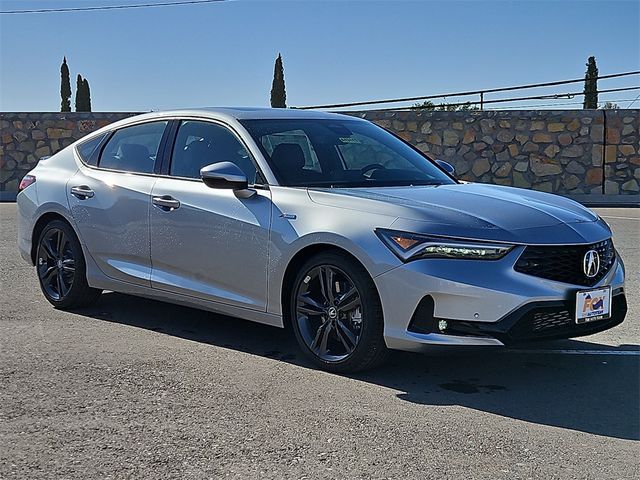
[307,183,610,245]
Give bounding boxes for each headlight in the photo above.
[376,228,514,262]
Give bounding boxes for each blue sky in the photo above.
[0,0,638,112]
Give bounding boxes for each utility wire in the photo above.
[489,99,637,110]
[299,71,640,109]
[364,86,640,112]
[627,92,640,108]
[0,0,225,15]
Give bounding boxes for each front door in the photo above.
[149,119,272,311]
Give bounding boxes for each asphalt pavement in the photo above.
[0,203,638,479]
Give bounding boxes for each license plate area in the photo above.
[575,286,612,324]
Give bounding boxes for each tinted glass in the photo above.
[77,133,107,166]
[99,121,167,173]
[241,119,455,188]
[170,120,257,182]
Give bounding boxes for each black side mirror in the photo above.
[200,162,255,198]
[435,159,455,176]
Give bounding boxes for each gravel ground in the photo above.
[0,203,638,479]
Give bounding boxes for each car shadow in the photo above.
[78,292,639,441]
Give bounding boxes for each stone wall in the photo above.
[1,110,638,200]
[348,109,639,196]
[1,112,139,199]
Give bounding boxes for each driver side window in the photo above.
[170,120,257,183]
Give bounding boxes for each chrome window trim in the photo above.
[73,115,271,188]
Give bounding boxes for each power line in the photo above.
[299,71,640,110]
[0,0,225,15]
[489,98,637,110]
[627,92,640,108]
[364,86,640,112]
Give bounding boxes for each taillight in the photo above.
[18,174,36,191]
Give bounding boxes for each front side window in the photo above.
[170,120,257,183]
[241,119,456,188]
[99,121,167,173]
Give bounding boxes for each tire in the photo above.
[35,219,102,309]
[290,251,388,373]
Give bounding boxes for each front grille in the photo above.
[531,309,573,332]
[514,239,615,286]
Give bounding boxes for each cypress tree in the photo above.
[75,74,84,111]
[270,53,286,108]
[83,78,92,112]
[583,56,599,109]
[60,57,71,112]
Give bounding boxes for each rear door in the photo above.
[68,120,169,286]
[149,119,272,311]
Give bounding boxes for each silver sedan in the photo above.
[17,108,627,372]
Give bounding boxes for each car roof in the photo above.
[169,107,362,121]
[116,107,364,124]
[87,107,368,144]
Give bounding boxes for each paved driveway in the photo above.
[0,204,637,479]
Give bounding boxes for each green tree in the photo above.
[412,100,479,111]
[600,101,619,110]
[75,74,92,112]
[60,57,71,112]
[583,56,598,109]
[83,78,92,112]
[75,74,84,111]
[270,53,286,108]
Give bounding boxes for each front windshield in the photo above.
[240,118,456,188]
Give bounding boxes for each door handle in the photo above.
[70,185,95,199]
[152,195,181,211]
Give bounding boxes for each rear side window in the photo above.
[170,120,257,183]
[99,121,167,174]
[76,133,107,166]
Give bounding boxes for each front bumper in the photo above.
[374,246,626,352]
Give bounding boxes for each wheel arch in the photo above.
[30,211,77,265]
[280,243,381,330]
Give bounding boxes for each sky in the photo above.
[0,0,638,112]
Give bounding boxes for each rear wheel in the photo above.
[290,252,388,373]
[36,220,101,309]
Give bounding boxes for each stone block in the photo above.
[513,171,530,187]
[495,162,512,177]
[532,181,553,192]
[443,130,459,147]
[606,127,621,144]
[46,128,73,139]
[497,131,515,143]
[548,123,565,132]
[472,158,491,176]
[604,180,619,194]
[530,155,561,176]
[558,133,573,146]
[560,145,584,158]
[567,119,581,132]
[590,125,604,142]
[586,168,603,185]
[619,145,635,156]
[462,129,476,144]
[604,145,617,163]
[533,133,553,143]
[621,179,639,192]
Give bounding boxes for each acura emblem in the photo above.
[583,249,600,278]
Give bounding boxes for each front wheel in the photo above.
[36,219,102,309]
[290,252,388,373]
